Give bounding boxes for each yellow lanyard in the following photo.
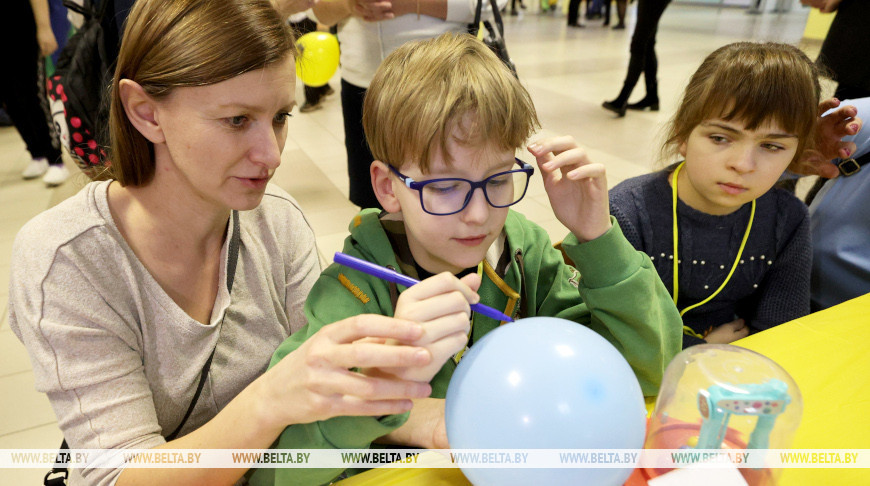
[453,261,485,363]
[671,162,755,337]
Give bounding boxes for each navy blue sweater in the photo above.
[609,169,811,348]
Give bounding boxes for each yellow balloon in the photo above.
[295,32,340,87]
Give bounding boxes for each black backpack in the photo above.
[46,0,114,180]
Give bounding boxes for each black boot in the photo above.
[626,97,659,111]
[631,78,660,111]
[602,99,627,117]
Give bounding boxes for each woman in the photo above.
[308,0,508,209]
[9,1,473,484]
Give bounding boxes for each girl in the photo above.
[610,42,821,348]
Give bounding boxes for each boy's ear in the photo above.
[678,140,688,158]
[371,161,402,213]
[118,79,165,144]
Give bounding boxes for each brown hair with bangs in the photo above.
[662,42,820,172]
[108,0,295,186]
[363,33,540,173]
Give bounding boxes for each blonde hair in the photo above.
[108,0,294,186]
[662,42,820,171]
[363,33,540,172]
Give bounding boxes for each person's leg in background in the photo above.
[568,0,585,27]
[627,28,660,111]
[301,84,334,112]
[613,0,627,29]
[341,78,381,209]
[602,0,669,116]
[1,1,65,185]
[586,0,602,20]
[510,0,526,15]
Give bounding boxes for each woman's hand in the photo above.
[704,318,749,344]
[528,136,612,242]
[376,397,449,449]
[377,272,480,382]
[253,314,437,433]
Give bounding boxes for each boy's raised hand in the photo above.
[528,136,612,242]
[376,272,481,382]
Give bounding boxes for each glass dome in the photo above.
[642,344,802,485]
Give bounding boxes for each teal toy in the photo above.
[696,378,791,450]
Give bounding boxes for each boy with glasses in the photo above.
[253,33,680,486]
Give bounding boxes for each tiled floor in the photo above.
[0,3,822,481]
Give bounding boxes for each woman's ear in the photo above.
[371,161,402,213]
[678,140,688,158]
[119,79,165,144]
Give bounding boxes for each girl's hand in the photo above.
[704,318,750,344]
[528,136,612,242]
[378,272,480,382]
[254,314,435,432]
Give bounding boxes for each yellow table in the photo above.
[732,293,870,485]
[339,294,870,485]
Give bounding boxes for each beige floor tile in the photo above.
[275,168,354,214]
[0,262,10,299]
[0,180,50,208]
[302,204,363,239]
[0,301,9,332]
[0,422,64,449]
[0,194,49,226]
[0,371,57,436]
[0,421,66,486]
[0,327,32,378]
[318,156,351,200]
[0,239,12,268]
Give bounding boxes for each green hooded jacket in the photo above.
[250,209,681,486]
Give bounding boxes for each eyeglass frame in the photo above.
[388,158,535,216]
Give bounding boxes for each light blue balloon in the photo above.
[445,317,646,486]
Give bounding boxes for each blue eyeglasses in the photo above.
[389,158,534,216]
